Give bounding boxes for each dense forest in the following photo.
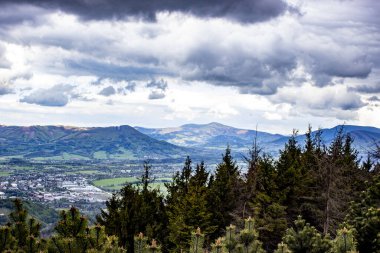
[1,126,379,252]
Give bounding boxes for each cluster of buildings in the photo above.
[0,169,110,203]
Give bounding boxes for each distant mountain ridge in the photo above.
[135,122,283,149]
[135,123,380,158]
[0,123,379,161]
[0,125,189,160]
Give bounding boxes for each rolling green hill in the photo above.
[0,125,189,160]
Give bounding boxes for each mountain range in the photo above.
[136,123,380,159]
[0,123,379,161]
[0,125,188,160]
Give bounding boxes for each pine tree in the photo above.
[166,159,215,252]
[146,239,162,253]
[332,227,357,253]
[224,225,238,253]
[244,153,287,252]
[98,163,168,252]
[275,130,303,224]
[134,232,148,253]
[211,237,225,253]
[49,206,124,252]
[0,199,46,252]
[283,216,332,253]
[209,147,242,238]
[237,217,265,253]
[346,175,380,252]
[316,128,364,234]
[299,126,322,228]
[273,242,291,253]
[189,227,205,253]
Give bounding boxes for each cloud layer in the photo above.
[0,0,379,131]
[0,0,289,24]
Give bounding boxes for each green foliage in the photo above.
[273,242,291,253]
[244,152,287,251]
[283,216,332,253]
[49,207,123,253]
[211,238,225,253]
[189,228,205,253]
[209,147,242,239]
[0,199,47,252]
[166,158,216,252]
[224,225,238,253]
[135,233,148,253]
[333,227,357,253]
[346,175,380,253]
[98,164,168,252]
[215,217,265,253]
[237,217,265,253]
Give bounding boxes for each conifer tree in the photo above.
[189,227,205,253]
[273,242,291,253]
[98,163,167,252]
[346,175,380,252]
[283,216,332,253]
[332,227,357,253]
[244,153,287,251]
[317,128,363,234]
[134,232,148,253]
[0,199,46,252]
[166,159,215,252]
[275,131,303,224]
[237,217,265,253]
[211,238,225,253]
[209,147,242,238]
[299,126,322,228]
[146,239,161,253]
[224,225,238,253]
[49,206,123,252]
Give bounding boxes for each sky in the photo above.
[0,0,379,134]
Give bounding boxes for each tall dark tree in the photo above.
[98,163,167,252]
[245,153,287,252]
[209,146,242,239]
[346,174,380,253]
[166,159,215,252]
[299,126,323,229]
[275,130,303,223]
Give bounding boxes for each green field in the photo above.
[92,177,138,188]
[92,177,171,192]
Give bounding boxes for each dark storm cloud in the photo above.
[20,84,74,107]
[368,96,380,102]
[65,59,169,81]
[352,82,380,94]
[0,3,50,27]
[182,42,296,95]
[0,0,289,24]
[99,86,116,96]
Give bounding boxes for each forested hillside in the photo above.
[1,127,379,252]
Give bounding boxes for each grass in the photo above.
[92,177,138,188]
[92,177,171,193]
